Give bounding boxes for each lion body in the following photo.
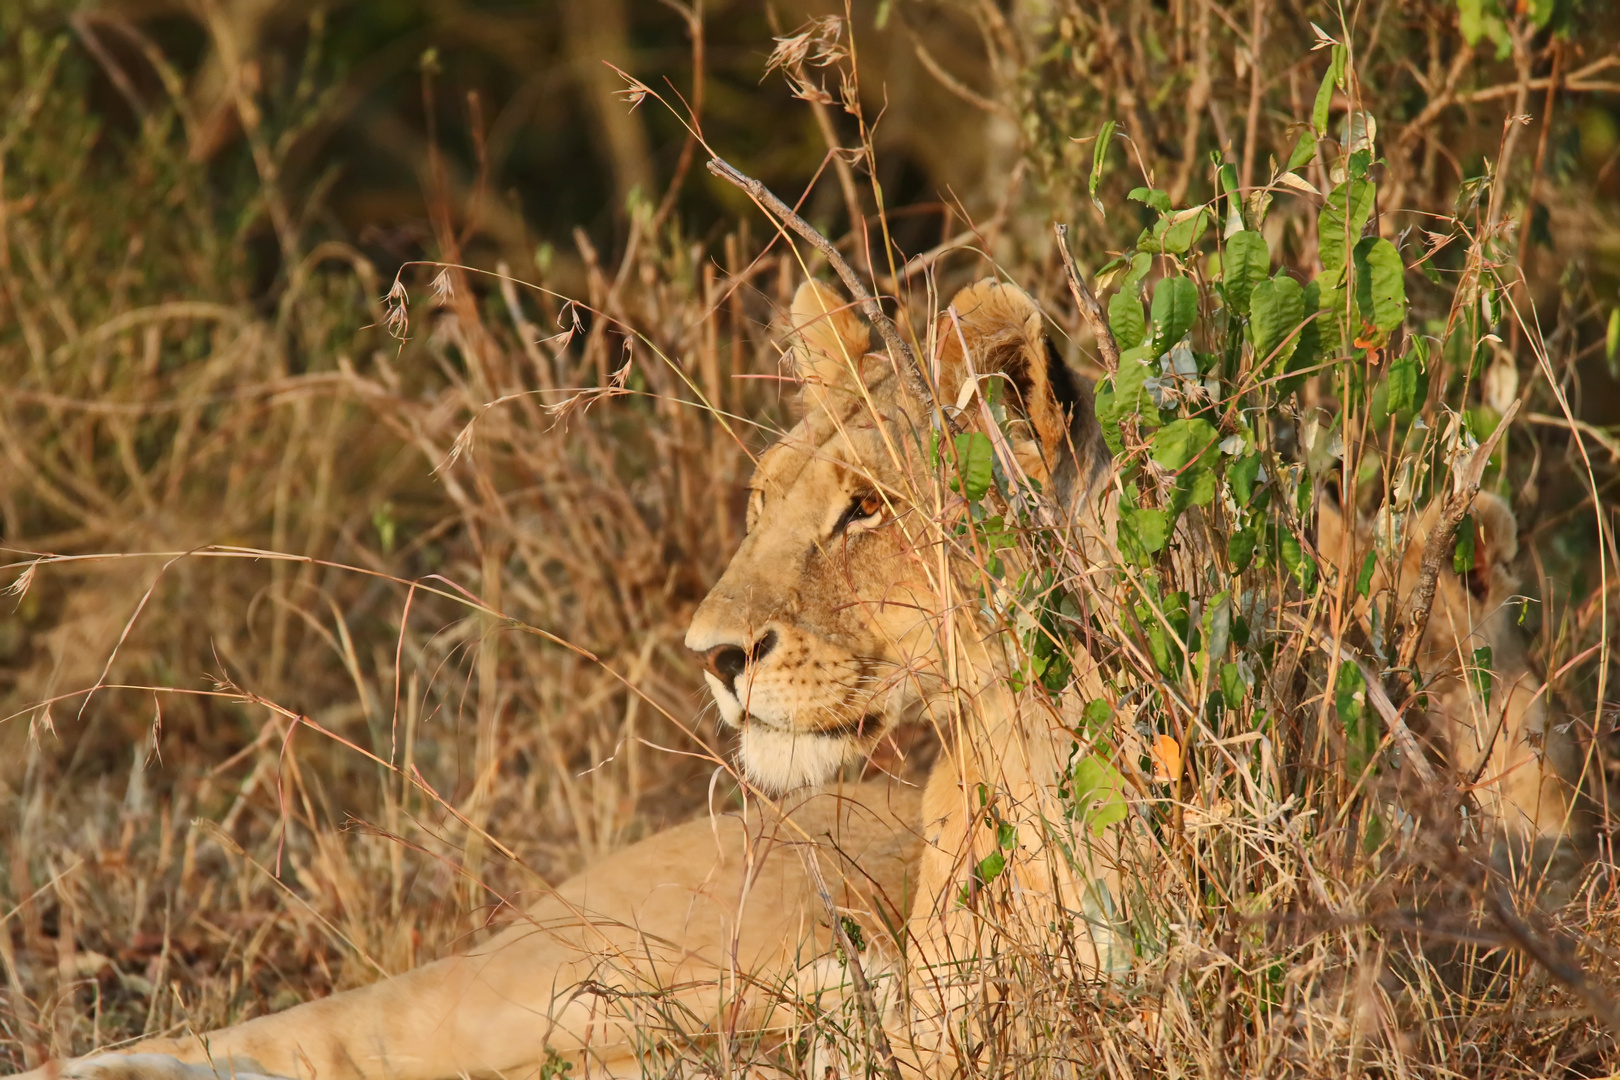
[19,280,1581,1080]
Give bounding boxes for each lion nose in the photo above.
[700,632,777,696]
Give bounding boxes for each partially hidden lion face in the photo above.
[684,278,1107,792]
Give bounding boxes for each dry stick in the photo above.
[648,0,704,238]
[804,851,905,1080]
[1487,887,1620,1037]
[704,156,941,420]
[1238,0,1267,194]
[1394,398,1521,677]
[1054,224,1122,375]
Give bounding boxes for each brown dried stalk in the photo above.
[1488,887,1620,1037]
[1054,223,1122,375]
[1394,398,1521,675]
[803,850,905,1080]
[705,156,939,416]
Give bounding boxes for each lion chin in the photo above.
[736,722,859,792]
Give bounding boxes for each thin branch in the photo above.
[1238,0,1267,194]
[649,0,705,238]
[804,851,905,1080]
[909,36,1011,117]
[1488,887,1620,1037]
[1394,399,1520,674]
[1526,411,1620,462]
[1054,224,1122,374]
[705,156,939,416]
[1462,55,1620,103]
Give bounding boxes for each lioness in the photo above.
[15,278,1581,1080]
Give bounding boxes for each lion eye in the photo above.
[835,491,886,536]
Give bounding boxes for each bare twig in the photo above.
[1488,888,1620,1037]
[1054,223,1122,374]
[1394,398,1521,674]
[648,0,705,238]
[909,36,1011,117]
[1526,411,1620,462]
[804,850,905,1080]
[1169,0,1212,206]
[1238,0,1267,194]
[705,156,939,415]
[1356,659,1437,786]
[70,15,147,122]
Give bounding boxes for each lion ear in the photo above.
[934,279,1091,486]
[790,281,871,409]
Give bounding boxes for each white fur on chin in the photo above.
[738,722,853,793]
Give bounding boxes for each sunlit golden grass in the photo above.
[5,4,1620,1077]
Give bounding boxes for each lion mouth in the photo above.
[814,713,879,740]
[740,712,879,741]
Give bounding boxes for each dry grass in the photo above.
[4,2,1620,1077]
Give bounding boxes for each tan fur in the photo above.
[24,784,921,1080]
[21,279,1578,1080]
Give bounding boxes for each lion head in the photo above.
[684,278,1108,792]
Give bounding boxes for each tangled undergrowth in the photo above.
[3,1,1620,1076]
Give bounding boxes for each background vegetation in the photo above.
[1,0,1618,1073]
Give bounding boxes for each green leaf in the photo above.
[1146,208,1211,255]
[1106,252,1153,352]
[1109,289,1146,351]
[1222,231,1270,316]
[952,432,995,502]
[1353,237,1406,338]
[1606,309,1619,368]
[1089,119,1117,207]
[1335,661,1375,774]
[1279,530,1316,590]
[1142,590,1192,678]
[1070,755,1130,836]
[1081,698,1113,732]
[1294,282,1341,373]
[1201,591,1232,663]
[1458,0,1512,54]
[1151,277,1199,353]
[1220,660,1247,708]
[1385,355,1418,413]
[1227,526,1258,571]
[1249,275,1306,365]
[1128,186,1172,213]
[1470,645,1494,711]
[1287,130,1317,171]
[1356,551,1377,597]
[1155,419,1220,511]
[1094,386,1122,454]
[1186,468,1218,508]
[1151,418,1219,471]
[995,819,1018,850]
[1312,44,1346,135]
[1229,453,1263,507]
[975,851,1006,885]
[1318,178,1376,288]
[1107,345,1162,424]
[1218,163,1243,235]
[1118,506,1170,566]
[1453,513,1476,574]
